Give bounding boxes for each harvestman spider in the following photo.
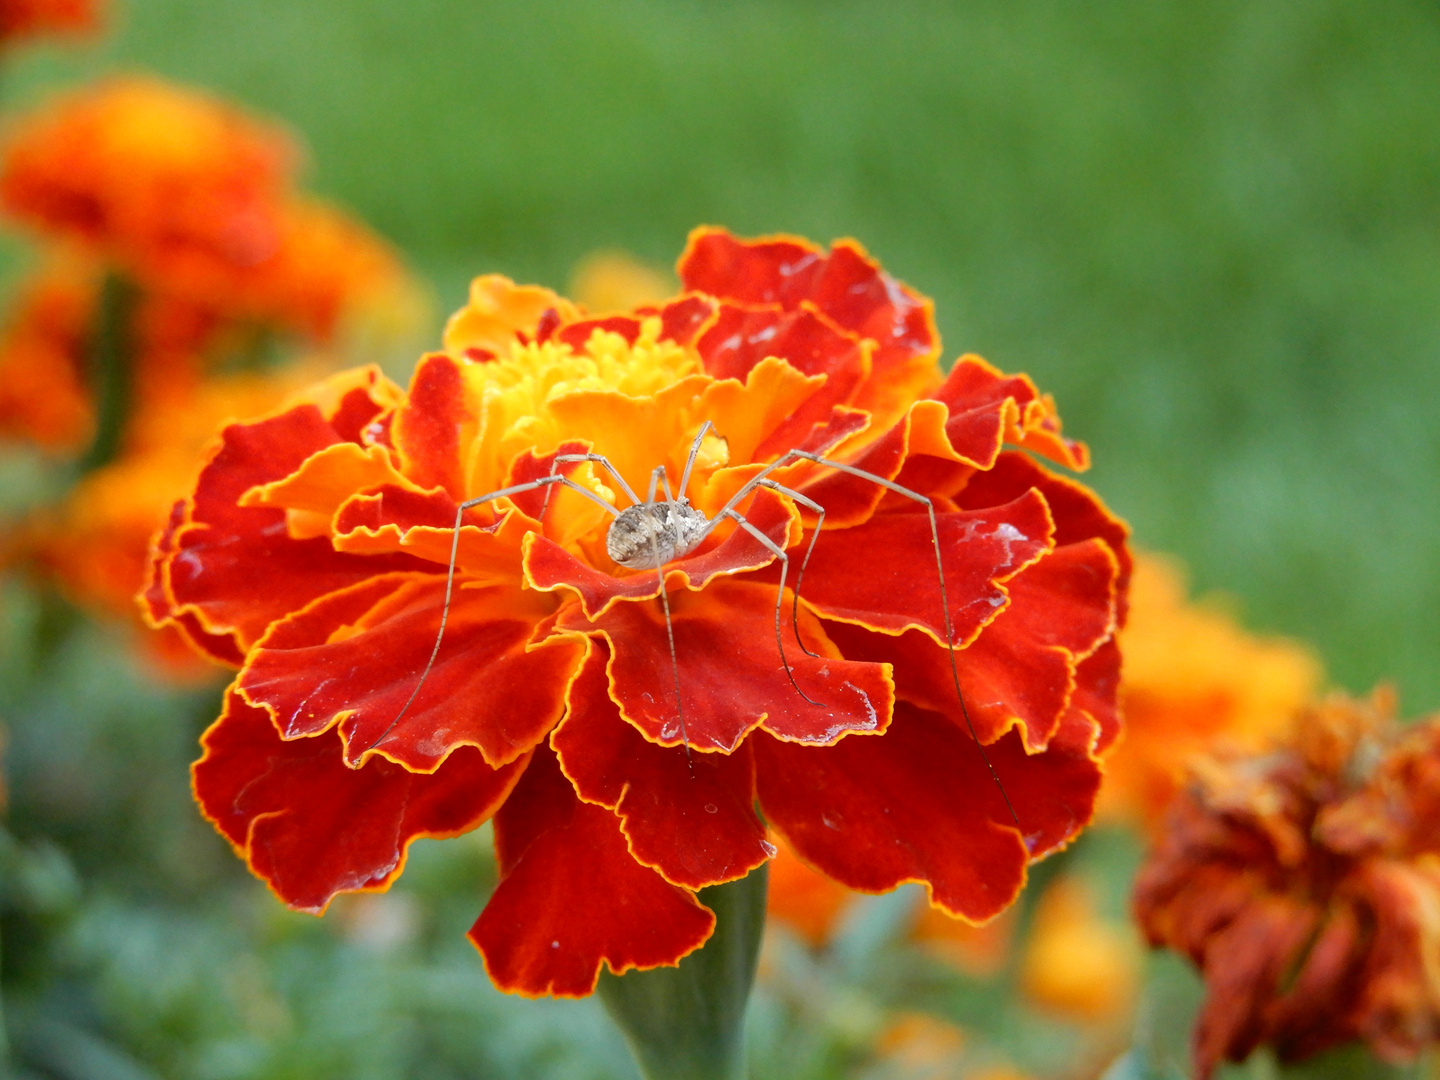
[371,422,1018,825]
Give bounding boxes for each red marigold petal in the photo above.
[754,703,1026,922]
[793,488,1055,646]
[471,746,716,997]
[523,486,796,619]
[678,227,937,380]
[551,638,771,889]
[390,352,475,499]
[694,302,870,455]
[938,356,1089,472]
[1067,637,1123,753]
[554,315,643,352]
[812,537,1116,749]
[169,401,426,652]
[238,572,583,771]
[194,687,522,913]
[651,293,717,346]
[756,701,1103,921]
[553,578,895,751]
[959,450,1132,621]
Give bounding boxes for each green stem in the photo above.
[77,273,138,474]
[599,865,768,1080]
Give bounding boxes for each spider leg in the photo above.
[649,464,675,505]
[647,523,692,772]
[360,474,611,760]
[676,420,714,500]
[703,448,1021,831]
[752,478,826,659]
[540,451,640,520]
[719,506,823,708]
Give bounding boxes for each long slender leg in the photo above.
[540,452,640,520]
[677,420,714,500]
[751,479,827,659]
[720,507,821,707]
[360,474,611,760]
[647,525,692,770]
[701,450,1021,830]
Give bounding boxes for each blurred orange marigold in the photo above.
[1134,689,1440,1078]
[1100,552,1321,827]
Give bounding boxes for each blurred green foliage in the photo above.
[2,1,1439,1077]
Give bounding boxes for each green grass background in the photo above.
[16,0,1438,708]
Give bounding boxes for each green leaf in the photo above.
[598,865,768,1080]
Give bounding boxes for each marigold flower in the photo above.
[0,0,100,46]
[569,249,674,313]
[766,836,855,948]
[1019,875,1139,1023]
[1133,690,1440,1078]
[1100,552,1321,827]
[0,77,293,294]
[28,367,325,676]
[146,228,1130,997]
[0,76,416,344]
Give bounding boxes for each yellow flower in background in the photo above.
[568,248,674,313]
[1099,551,1322,828]
[911,902,1015,979]
[1019,875,1140,1024]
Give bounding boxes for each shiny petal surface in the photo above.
[793,489,1055,646]
[822,537,1115,750]
[554,578,894,751]
[471,746,715,997]
[552,638,771,888]
[239,572,584,770]
[194,687,523,913]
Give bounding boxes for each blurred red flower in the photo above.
[1134,690,1440,1078]
[147,228,1129,996]
[0,0,100,46]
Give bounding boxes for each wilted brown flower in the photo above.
[1134,690,1440,1078]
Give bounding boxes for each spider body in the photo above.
[607,499,707,568]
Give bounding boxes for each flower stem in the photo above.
[598,865,768,1080]
[77,273,138,474]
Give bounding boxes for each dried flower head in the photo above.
[146,228,1130,996]
[1100,552,1321,827]
[1133,690,1440,1078]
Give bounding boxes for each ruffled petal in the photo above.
[194,687,523,913]
[442,274,580,359]
[470,746,716,997]
[165,387,426,652]
[552,638,771,889]
[791,488,1055,646]
[390,352,477,498]
[822,537,1115,750]
[552,577,895,751]
[938,356,1089,472]
[756,702,1103,921]
[238,572,584,771]
[693,303,870,456]
[753,703,1028,922]
[522,486,796,619]
[239,441,421,532]
[1066,637,1122,753]
[678,228,941,430]
[959,450,1131,620]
